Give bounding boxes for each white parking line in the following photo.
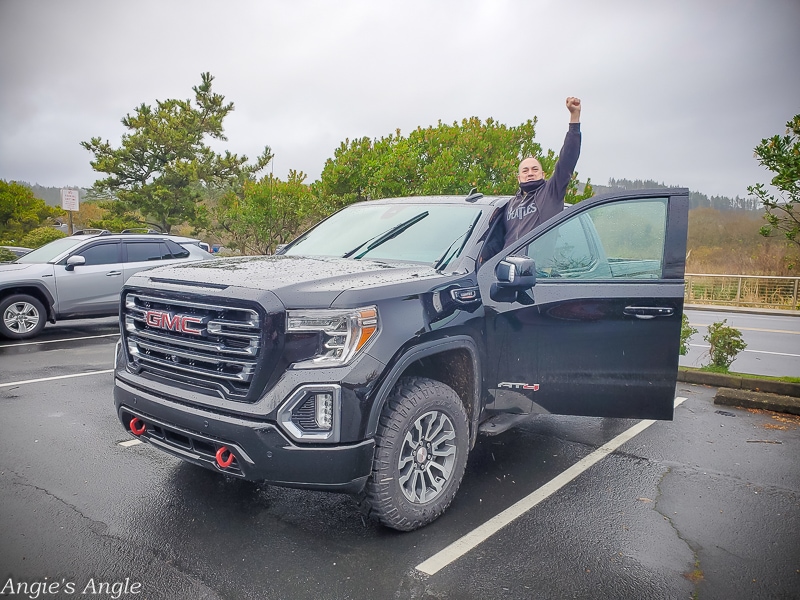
[744,349,800,357]
[689,343,800,358]
[416,396,688,576]
[0,369,114,388]
[689,324,799,336]
[119,439,143,447]
[0,333,120,348]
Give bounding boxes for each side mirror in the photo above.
[274,244,287,255]
[495,256,536,289]
[65,255,86,271]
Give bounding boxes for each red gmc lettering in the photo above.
[164,313,183,331]
[179,316,204,335]
[145,311,164,328]
[144,311,203,335]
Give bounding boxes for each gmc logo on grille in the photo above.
[144,310,204,336]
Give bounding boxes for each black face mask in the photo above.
[519,179,545,193]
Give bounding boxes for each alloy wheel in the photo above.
[397,409,457,503]
[3,301,41,334]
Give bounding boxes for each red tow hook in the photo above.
[129,417,146,436]
[215,446,235,469]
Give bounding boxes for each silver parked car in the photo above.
[0,232,214,340]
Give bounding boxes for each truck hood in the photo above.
[127,255,443,307]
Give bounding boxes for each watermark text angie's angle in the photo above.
[2,577,142,599]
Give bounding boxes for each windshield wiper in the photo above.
[433,212,482,271]
[342,211,429,259]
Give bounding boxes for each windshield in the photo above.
[16,237,88,263]
[285,203,484,264]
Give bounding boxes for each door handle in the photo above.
[623,306,674,319]
[106,271,122,276]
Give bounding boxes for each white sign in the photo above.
[61,188,80,212]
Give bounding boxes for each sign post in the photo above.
[60,189,80,235]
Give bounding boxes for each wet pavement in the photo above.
[1,321,799,599]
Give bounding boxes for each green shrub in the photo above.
[680,313,698,356]
[19,227,67,249]
[703,319,747,370]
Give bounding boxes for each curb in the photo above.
[677,369,800,415]
[713,388,800,417]
[677,370,800,397]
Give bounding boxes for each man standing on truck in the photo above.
[503,96,582,248]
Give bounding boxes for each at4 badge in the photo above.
[498,382,540,391]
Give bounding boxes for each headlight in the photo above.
[286,306,378,368]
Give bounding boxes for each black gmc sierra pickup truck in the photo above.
[113,188,688,530]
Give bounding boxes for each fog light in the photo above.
[315,393,333,429]
[278,384,341,442]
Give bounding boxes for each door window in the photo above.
[524,198,667,280]
[75,243,121,266]
[165,240,190,259]
[126,242,171,262]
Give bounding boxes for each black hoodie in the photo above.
[503,122,581,248]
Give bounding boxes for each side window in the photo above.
[525,216,601,278]
[165,240,190,259]
[76,243,120,266]
[525,198,667,280]
[126,242,170,262]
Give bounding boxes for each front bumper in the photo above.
[114,378,374,493]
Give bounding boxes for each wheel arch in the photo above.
[366,336,482,447]
[0,283,56,323]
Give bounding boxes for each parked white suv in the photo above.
[0,232,214,340]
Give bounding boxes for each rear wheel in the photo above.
[361,377,469,531]
[0,294,47,340]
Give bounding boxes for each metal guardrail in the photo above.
[685,274,800,311]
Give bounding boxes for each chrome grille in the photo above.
[123,292,263,399]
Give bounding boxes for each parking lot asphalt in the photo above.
[1,320,799,599]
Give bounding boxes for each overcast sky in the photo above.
[1,0,798,200]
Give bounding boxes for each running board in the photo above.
[478,413,530,436]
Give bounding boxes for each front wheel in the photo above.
[0,294,47,340]
[362,377,469,531]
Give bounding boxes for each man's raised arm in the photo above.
[550,96,582,199]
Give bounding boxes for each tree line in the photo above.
[598,178,761,212]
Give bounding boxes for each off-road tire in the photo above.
[361,376,469,531]
[0,294,47,340]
